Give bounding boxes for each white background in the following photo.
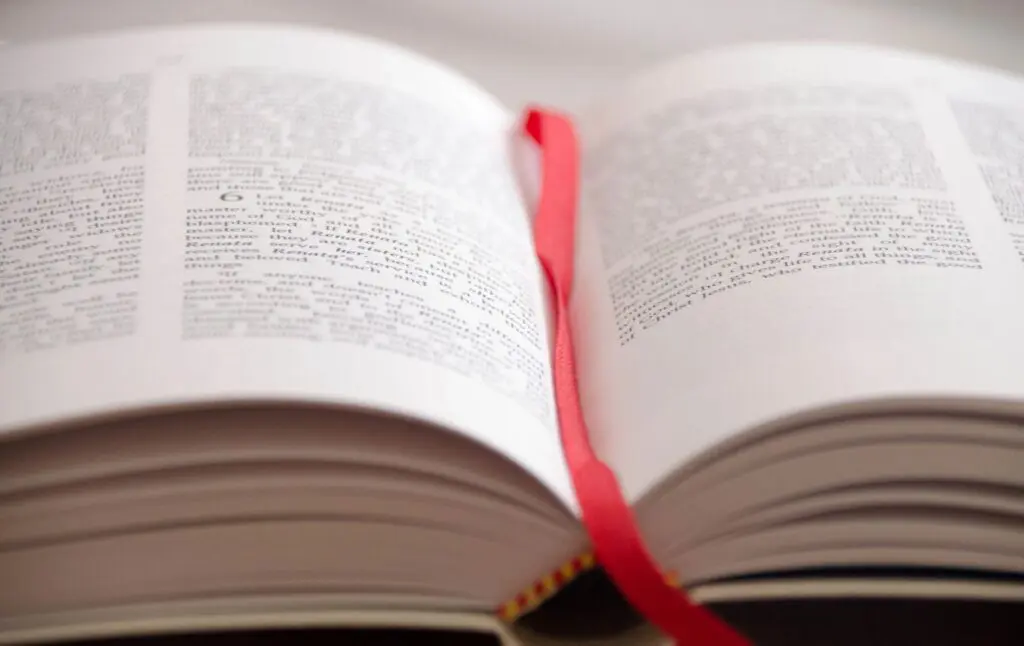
[2,0,1024,110]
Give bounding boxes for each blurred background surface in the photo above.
[2,0,1024,109]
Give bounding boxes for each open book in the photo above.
[2,23,1023,645]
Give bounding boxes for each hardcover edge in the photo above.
[0,608,522,646]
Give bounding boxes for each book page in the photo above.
[0,25,573,505]
[571,43,1024,501]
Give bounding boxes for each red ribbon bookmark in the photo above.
[523,107,750,646]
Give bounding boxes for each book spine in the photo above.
[498,553,596,621]
[498,553,693,622]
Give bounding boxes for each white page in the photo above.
[571,43,1024,501]
[0,25,574,506]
